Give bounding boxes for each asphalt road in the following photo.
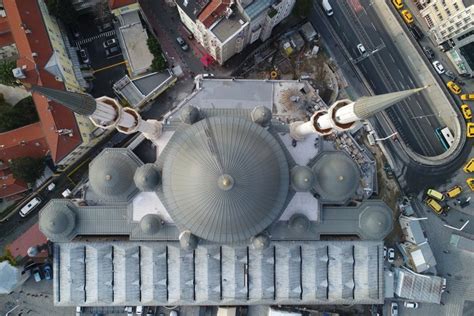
[311,0,445,157]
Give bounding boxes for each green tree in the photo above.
[0,96,39,132]
[0,60,19,87]
[10,157,46,184]
[293,0,311,18]
[46,0,78,25]
[147,36,162,56]
[151,55,167,72]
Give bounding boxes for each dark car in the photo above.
[105,46,121,58]
[98,22,113,33]
[79,48,90,64]
[423,46,435,59]
[42,263,52,280]
[409,24,424,40]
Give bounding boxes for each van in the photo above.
[425,198,443,215]
[19,197,42,217]
[446,185,462,198]
[426,189,444,201]
[464,158,474,173]
[322,0,333,16]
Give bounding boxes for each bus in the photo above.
[435,127,454,150]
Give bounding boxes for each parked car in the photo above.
[47,182,56,191]
[445,70,456,80]
[42,263,52,280]
[19,197,42,217]
[357,43,366,55]
[79,48,90,64]
[136,306,143,315]
[464,157,474,173]
[176,36,189,51]
[404,301,419,308]
[458,196,471,208]
[461,104,472,120]
[423,46,435,59]
[76,306,82,316]
[401,9,414,24]
[105,46,122,58]
[391,0,403,9]
[468,178,474,191]
[467,122,474,138]
[446,185,462,199]
[103,38,118,48]
[32,267,43,282]
[387,248,395,263]
[98,22,113,33]
[432,60,445,74]
[62,188,72,198]
[409,24,424,40]
[391,302,398,316]
[461,93,474,101]
[447,81,462,94]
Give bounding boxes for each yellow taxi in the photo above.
[447,81,462,94]
[425,198,444,215]
[464,158,474,173]
[468,122,474,138]
[467,178,474,191]
[401,10,414,24]
[392,0,403,9]
[446,185,462,198]
[426,188,444,201]
[461,104,472,120]
[461,94,474,101]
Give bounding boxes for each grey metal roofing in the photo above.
[407,219,426,244]
[89,148,141,202]
[394,268,444,303]
[358,203,394,240]
[134,72,172,96]
[290,165,314,192]
[134,164,161,192]
[180,105,201,124]
[39,200,77,242]
[251,105,272,127]
[31,85,97,116]
[0,261,21,294]
[311,151,360,204]
[139,214,162,235]
[53,240,384,306]
[159,116,290,243]
[244,0,274,19]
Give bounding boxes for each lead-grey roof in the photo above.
[134,164,161,192]
[53,240,384,306]
[291,165,314,192]
[39,200,77,242]
[311,151,360,204]
[159,116,290,243]
[31,85,97,116]
[89,148,141,202]
[358,204,393,240]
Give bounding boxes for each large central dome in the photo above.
[161,116,289,243]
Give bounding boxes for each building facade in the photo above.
[176,0,295,65]
[420,0,474,75]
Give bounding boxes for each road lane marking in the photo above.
[409,77,415,87]
[335,19,340,27]
[389,53,395,63]
[407,55,415,67]
[398,69,403,77]
[360,63,367,73]
[342,32,349,42]
[416,101,422,110]
[399,81,405,89]
[92,60,127,74]
[425,117,433,127]
[372,22,377,31]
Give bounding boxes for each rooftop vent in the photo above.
[12,67,26,79]
[32,52,38,57]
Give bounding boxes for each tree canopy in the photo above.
[0,96,39,132]
[46,0,78,25]
[147,36,168,72]
[293,0,311,18]
[0,60,19,87]
[10,157,46,184]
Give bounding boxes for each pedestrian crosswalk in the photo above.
[76,30,116,46]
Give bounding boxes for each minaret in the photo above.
[290,87,426,140]
[31,86,162,141]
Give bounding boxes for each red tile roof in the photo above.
[0,15,15,47]
[7,223,48,259]
[4,0,82,163]
[198,0,231,28]
[108,0,137,10]
[0,170,28,199]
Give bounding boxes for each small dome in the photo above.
[179,231,198,251]
[291,166,314,192]
[312,151,360,204]
[134,164,161,192]
[250,234,270,250]
[180,105,200,124]
[89,149,140,201]
[39,200,76,241]
[289,214,310,233]
[139,214,162,235]
[251,106,272,126]
[358,203,393,240]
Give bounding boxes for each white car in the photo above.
[136,306,143,315]
[357,43,366,55]
[432,60,445,74]
[404,301,419,308]
[388,248,395,263]
[391,302,398,316]
[47,182,56,191]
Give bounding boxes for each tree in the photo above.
[46,0,78,25]
[147,36,162,56]
[10,157,46,184]
[0,60,19,87]
[0,96,39,132]
[293,0,311,18]
[151,55,167,72]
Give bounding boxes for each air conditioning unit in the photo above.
[12,67,26,79]
[32,52,38,57]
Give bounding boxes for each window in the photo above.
[438,13,444,21]
[434,4,439,11]
[454,3,459,10]
[446,9,451,16]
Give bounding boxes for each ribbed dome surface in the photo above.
[291,165,314,192]
[134,164,161,192]
[251,106,272,126]
[312,151,360,203]
[161,116,289,243]
[140,214,162,234]
[359,204,393,240]
[89,149,140,201]
[39,200,76,241]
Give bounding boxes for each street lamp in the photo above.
[375,132,397,141]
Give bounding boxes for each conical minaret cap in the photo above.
[31,85,97,116]
[353,87,426,119]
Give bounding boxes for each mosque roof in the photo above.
[39,200,76,241]
[134,164,161,192]
[159,116,290,243]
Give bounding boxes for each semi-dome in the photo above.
[251,106,272,127]
[312,151,360,203]
[160,116,290,243]
[179,231,198,251]
[289,214,310,233]
[39,200,76,241]
[358,203,393,240]
[139,214,162,235]
[89,148,140,201]
[251,234,271,250]
[291,165,314,191]
[134,164,161,192]
[180,105,200,124]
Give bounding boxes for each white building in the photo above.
[176,0,295,65]
[419,0,474,75]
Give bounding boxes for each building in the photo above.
[394,267,445,304]
[33,78,425,308]
[419,0,474,75]
[0,7,18,60]
[176,0,296,65]
[3,0,108,174]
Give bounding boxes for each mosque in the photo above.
[32,77,423,307]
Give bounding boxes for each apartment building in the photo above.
[420,0,474,75]
[176,0,295,65]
